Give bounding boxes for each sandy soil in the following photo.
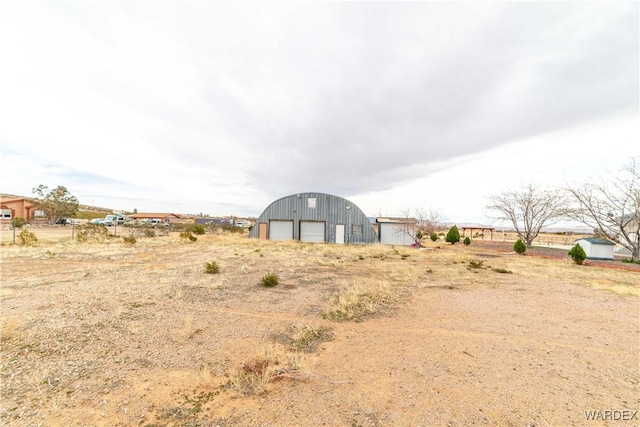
[1,228,638,426]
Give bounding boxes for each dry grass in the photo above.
[275,323,334,352]
[322,281,400,321]
[227,345,307,395]
[0,227,638,425]
[0,317,24,343]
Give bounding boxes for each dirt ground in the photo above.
[1,227,638,426]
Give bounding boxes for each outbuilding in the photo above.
[575,238,615,260]
[376,217,418,246]
[249,192,378,244]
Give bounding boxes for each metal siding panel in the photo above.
[379,223,413,245]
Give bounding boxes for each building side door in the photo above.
[335,224,345,244]
[258,222,268,240]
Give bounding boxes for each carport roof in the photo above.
[376,217,417,224]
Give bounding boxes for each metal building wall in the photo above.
[249,192,378,244]
[379,222,416,246]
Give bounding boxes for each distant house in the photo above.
[0,198,38,222]
[376,217,418,246]
[130,213,182,224]
[575,238,615,260]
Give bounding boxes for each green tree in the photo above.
[32,185,79,225]
[568,244,587,265]
[445,225,460,244]
[513,239,527,254]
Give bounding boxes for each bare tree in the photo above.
[487,184,567,247]
[566,158,640,261]
[398,207,446,246]
[397,208,422,246]
[421,208,446,235]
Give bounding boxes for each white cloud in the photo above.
[0,2,637,219]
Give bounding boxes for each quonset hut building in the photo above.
[249,192,378,244]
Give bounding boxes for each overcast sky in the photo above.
[1,1,638,225]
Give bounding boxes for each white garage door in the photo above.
[300,221,325,242]
[269,220,294,240]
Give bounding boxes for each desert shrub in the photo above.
[568,244,587,265]
[445,225,460,244]
[205,261,220,274]
[180,231,197,242]
[220,223,245,233]
[276,324,334,352]
[185,224,206,235]
[463,236,471,246]
[513,239,526,255]
[492,268,513,274]
[229,357,273,395]
[17,229,37,246]
[260,274,279,287]
[143,227,156,237]
[122,236,136,245]
[430,232,438,242]
[76,223,110,242]
[12,217,26,229]
[468,260,484,269]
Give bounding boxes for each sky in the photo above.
[1,1,638,226]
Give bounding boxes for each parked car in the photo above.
[105,214,126,225]
[89,218,104,225]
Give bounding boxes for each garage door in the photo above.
[269,220,293,240]
[300,221,325,243]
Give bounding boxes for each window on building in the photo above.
[1,209,11,218]
[352,224,363,234]
[35,210,46,217]
[308,198,316,209]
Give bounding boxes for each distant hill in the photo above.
[1,193,113,215]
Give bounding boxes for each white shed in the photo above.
[377,218,417,246]
[575,238,615,260]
